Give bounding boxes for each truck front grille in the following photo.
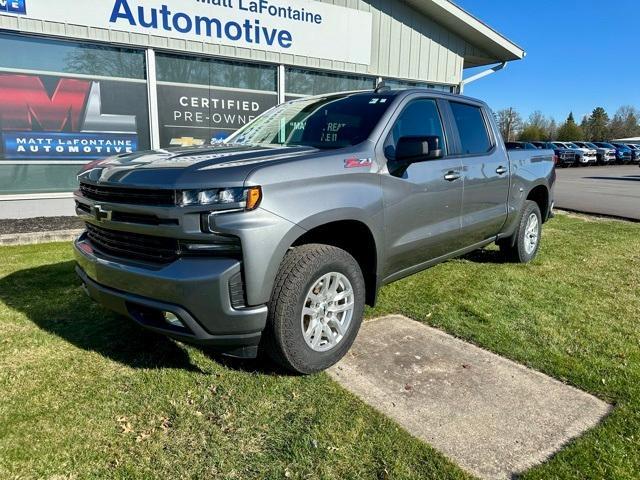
[86,223,179,264]
[80,183,176,206]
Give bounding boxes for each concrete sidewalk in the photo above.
[329,316,611,480]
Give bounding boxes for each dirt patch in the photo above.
[0,217,84,235]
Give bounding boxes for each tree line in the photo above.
[495,106,640,142]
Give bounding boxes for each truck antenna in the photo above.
[375,79,390,93]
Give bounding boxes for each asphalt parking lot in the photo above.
[555,165,640,220]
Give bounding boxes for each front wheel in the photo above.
[263,244,365,374]
[499,200,542,263]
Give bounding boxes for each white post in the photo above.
[145,48,161,150]
[277,64,286,104]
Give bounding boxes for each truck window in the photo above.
[384,99,446,161]
[450,102,493,155]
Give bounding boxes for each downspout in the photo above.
[457,62,508,94]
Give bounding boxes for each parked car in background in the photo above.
[567,142,598,166]
[553,142,595,166]
[608,142,633,164]
[572,141,612,165]
[532,141,576,167]
[505,142,539,150]
[592,142,625,164]
[623,144,640,163]
[582,142,616,165]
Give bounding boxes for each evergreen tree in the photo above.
[585,107,609,141]
[547,119,558,141]
[557,112,584,141]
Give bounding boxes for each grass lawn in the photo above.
[0,213,638,479]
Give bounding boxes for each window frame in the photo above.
[445,100,496,158]
[375,94,452,167]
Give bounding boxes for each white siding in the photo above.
[0,0,483,85]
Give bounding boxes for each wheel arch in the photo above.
[526,184,550,222]
[291,218,380,307]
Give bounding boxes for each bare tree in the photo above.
[608,106,640,139]
[496,107,523,142]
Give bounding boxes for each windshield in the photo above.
[585,143,597,148]
[567,143,580,149]
[226,92,395,149]
[598,143,615,148]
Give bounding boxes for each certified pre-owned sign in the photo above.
[1,0,373,65]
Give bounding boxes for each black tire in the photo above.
[499,200,542,263]
[263,244,365,374]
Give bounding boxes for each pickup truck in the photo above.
[574,141,616,165]
[531,141,576,167]
[74,89,556,374]
[553,142,597,166]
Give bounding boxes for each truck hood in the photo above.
[77,144,319,188]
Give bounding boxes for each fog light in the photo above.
[163,312,185,328]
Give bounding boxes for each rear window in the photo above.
[450,102,493,155]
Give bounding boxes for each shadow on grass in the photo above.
[0,261,204,372]
[461,248,508,264]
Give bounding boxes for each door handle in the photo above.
[496,166,508,175]
[444,171,461,182]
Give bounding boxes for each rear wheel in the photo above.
[499,200,542,263]
[263,244,365,374]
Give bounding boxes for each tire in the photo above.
[499,200,542,263]
[263,244,365,374]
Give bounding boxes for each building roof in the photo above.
[404,0,526,67]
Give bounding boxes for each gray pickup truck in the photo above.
[74,88,555,374]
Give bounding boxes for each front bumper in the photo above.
[74,233,268,357]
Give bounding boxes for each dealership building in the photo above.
[0,0,523,218]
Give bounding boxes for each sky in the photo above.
[454,0,640,124]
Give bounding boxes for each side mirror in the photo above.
[395,136,443,163]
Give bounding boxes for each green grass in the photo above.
[1,213,639,479]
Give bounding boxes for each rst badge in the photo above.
[0,0,27,14]
[344,157,373,169]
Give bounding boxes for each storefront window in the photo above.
[383,79,453,92]
[0,33,150,195]
[155,53,278,147]
[0,33,146,80]
[286,68,375,96]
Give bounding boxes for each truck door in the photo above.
[380,97,464,279]
[447,101,510,245]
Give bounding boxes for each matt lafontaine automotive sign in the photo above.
[2,0,373,64]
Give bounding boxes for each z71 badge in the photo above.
[344,157,373,169]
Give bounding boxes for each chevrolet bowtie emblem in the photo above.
[93,205,112,222]
[170,137,206,147]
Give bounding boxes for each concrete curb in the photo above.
[0,229,83,246]
[554,208,639,223]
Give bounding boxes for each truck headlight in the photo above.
[177,186,262,211]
